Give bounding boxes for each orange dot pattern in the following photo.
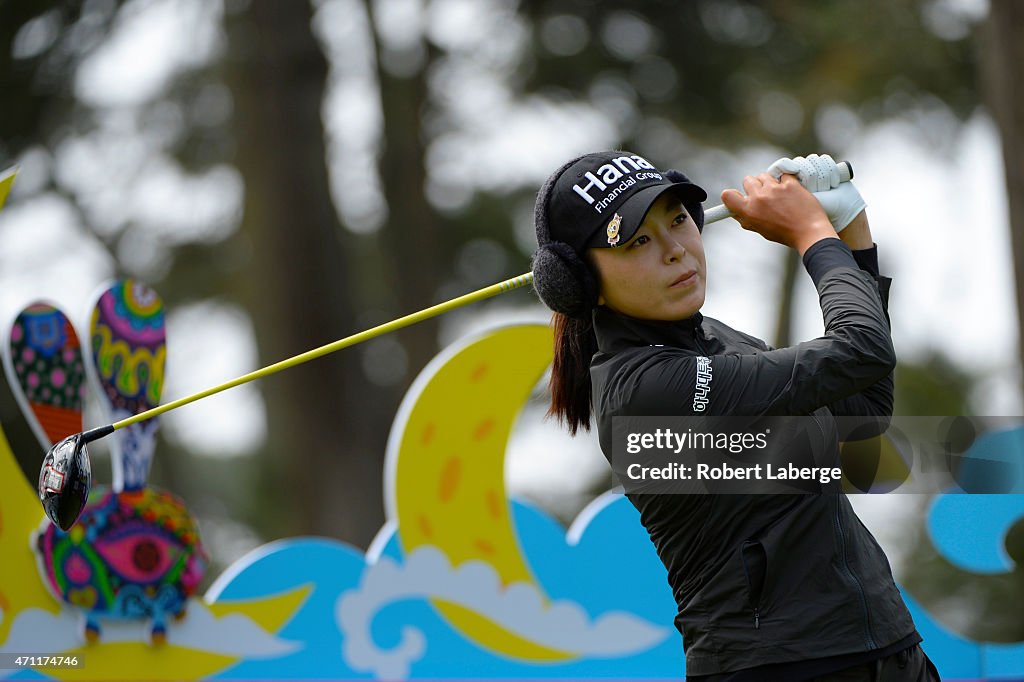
[438,456,461,503]
[469,362,490,383]
[485,489,501,520]
[473,418,495,442]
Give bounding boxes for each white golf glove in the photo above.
[812,182,866,233]
[767,153,866,232]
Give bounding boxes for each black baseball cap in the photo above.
[546,151,707,251]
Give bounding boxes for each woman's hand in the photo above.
[721,173,838,255]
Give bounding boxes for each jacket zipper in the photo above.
[704,323,761,626]
[816,417,876,647]
[833,501,877,649]
[740,542,762,630]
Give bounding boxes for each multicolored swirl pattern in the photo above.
[33,485,207,643]
[90,280,167,491]
[8,303,87,446]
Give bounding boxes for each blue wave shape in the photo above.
[205,492,1022,680]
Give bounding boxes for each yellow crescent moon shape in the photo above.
[0,425,61,637]
[385,323,575,661]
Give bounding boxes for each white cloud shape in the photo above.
[167,600,301,657]
[0,599,299,673]
[337,545,669,679]
[0,607,99,666]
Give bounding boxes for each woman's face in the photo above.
[589,192,707,321]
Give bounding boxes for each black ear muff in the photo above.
[531,242,599,319]
[665,169,705,232]
[532,152,601,319]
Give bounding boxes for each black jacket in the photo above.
[590,239,918,676]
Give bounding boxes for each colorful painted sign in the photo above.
[89,281,167,493]
[33,485,207,644]
[3,304,87,454]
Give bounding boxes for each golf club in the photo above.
[38,160,853,530]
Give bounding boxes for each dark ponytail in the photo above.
[530,152,605,436]
[547,311,599,435]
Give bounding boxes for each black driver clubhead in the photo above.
[38,433,92,531]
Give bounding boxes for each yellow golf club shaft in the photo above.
[93,272,535,436]
[83,162,852,442]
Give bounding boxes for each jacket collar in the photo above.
[592,305,704,354]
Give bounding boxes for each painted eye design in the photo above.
[92,523,182,584]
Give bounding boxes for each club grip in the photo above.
[704,203,732,224]
[838,160,853,182]
[704,159,855,225]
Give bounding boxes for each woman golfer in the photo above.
[531,151,941,681]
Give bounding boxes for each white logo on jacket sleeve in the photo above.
[693,356,712,412]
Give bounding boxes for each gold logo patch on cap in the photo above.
[606,213,623,246]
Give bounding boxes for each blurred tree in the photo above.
[889,347,1023,641]
[362,0,444,377]
[964,2,1024,642]
[0,3,98,160]
[517,0,977,346]
[982,1,1024,384]
[0,2,123,480]
[223,0,388,541]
